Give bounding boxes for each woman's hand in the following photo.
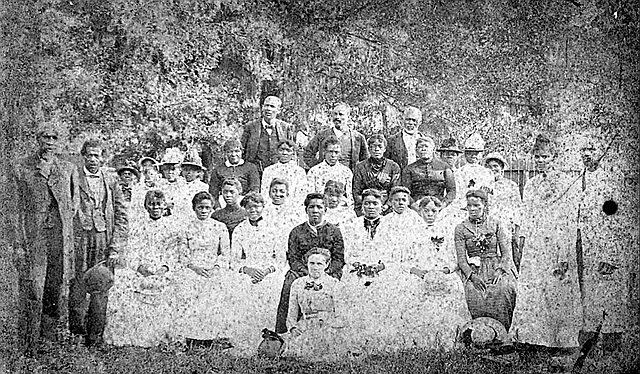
[156,265,169,276]
[410,266,427,279]
[243,266,265,282]
[492,269,506,284]
[469,274,487,292]
[552,262,569,280]
[137,264,154,277]
[597,261,617,276]
[189,264,211,278]
[289,327,302,337]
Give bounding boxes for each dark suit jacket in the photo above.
[76,167,128,251]
[240,118,294,167]
[384,131,425,170]
[12,154,79,320]
[303,127,369,171]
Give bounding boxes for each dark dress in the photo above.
[454,216,517,329]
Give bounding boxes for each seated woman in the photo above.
[403,196,469,349]
[177,191,234,348]
[323,180,356,228]
[454,189,517,331]
[104,190,185,347]
[230,192,288,354]
[286,247,348,361]
[341,188,387,264]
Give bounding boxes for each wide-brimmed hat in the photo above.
[437,137,463,153]
[484,152,507,168]
[181,149,206,171]
[464,133,485,152]
[83,262,114,294]
[116,160,140,178]
[160,148,184,166]
[460,317,509,348]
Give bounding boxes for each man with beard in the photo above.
[241,96,294,175]
[12,122,79,354]
[274,192,345,334]
[303,103,368,171]
[385,106,426,170]
[71,139,128,347]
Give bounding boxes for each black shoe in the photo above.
[84,336,105,349]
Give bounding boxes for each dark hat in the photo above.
[83,262,114,294]
[437,137,463,153]
[117,160,140,178]
[531,134,556,154]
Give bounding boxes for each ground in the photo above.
[4,333,638,374]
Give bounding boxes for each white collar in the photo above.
[84,167,101,178]
[262,118,276,129]
[225,159,245,168]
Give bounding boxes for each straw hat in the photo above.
[181,149,206,171]
[160,148,184,165]
[484,152,508,168]
[464,133,486,152]
[116,160,140,178]
[460,317,509,348]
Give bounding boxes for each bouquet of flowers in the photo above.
[350,261,386,278]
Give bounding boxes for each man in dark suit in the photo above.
[12,122,79,354]
[240,96,294,174]
[385,106,425,170]
[70,139,128,347]
[303,102,369,171]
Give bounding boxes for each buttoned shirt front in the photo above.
[402,131,418,165]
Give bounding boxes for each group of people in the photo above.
[13,95,637,361]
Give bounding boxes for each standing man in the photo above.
[274,192,345,334]
[12,122,79,354]
[303,102,368,171]
[385,106,425,170]
[70,139,128,347]
[240,95,294,175]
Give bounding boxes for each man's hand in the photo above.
[156,265,169,276]
[290,327,302,337]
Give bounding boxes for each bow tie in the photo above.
[304,281,323,291]
[363,218,380,239]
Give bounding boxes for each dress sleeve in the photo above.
[287,280,303,331]
[327,227,346,278]
[495,219,516,277]
[288,228,308,276]
[217,223,231,269]
[443,168,456,206]
[229,223,245,270]
[344,168,354,207]
[454,224,472,280]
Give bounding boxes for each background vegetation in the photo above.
[1,0,638,370]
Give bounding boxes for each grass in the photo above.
[4,334,639,374]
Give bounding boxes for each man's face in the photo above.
[390,192,410,214]
[222,185,240,205]
[226,147,242,165]
[464,151,482,164]
[306,198,326,225]
[332,106,349,130]
[119,170,137,185]
[146,197,167,220]
[83,146,104,174]
[416,142,434,160]
[324,144,341,166]
[194,199,213,220]
[262,97,281,123]
[369,140,386,159]
[277,145,294,163]
[245,201,264,221]
[161,164,180,182]
[324,193,342,209]
[182,165,202,182]
[403,110,421,135]
[486,160,503,179]
[362,195,382,219]
[581,146,599,171]
[440,151,459,167]
[269,183,289,206]
[38,131,61,157]
[533,149,553,171]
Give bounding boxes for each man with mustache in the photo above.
[303,102,369,172]
[385,106,426,170]
[70,139,128,347]
[240,96,295,175]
